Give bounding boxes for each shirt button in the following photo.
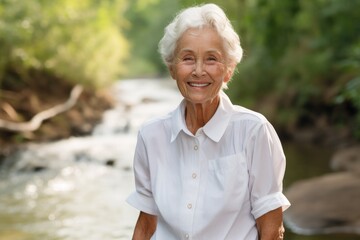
[192,173,197,179]
[187,203,192,209]
[185,233,190,239]
[194,145,198,150]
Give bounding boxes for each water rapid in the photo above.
[0,78,182,240]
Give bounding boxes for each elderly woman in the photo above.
[127,3,290,240]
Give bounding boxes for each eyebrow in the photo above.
[178,48,222,55]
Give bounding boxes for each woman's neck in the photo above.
[185,96,220,135]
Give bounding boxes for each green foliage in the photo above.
[225,0,360,138]
[336,77,360,138]
[123,0,179,77]
[1,0,359,139]
[0,0,129,88]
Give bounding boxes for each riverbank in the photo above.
[0,78,115,161]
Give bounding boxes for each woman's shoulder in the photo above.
[141,112,171,128]
[229,105,280,139]
[138,111,173,136]
[230,105,268,124]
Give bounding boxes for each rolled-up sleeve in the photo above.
[126,131,159,215]
[247,121,290,219]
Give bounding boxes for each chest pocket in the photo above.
[206,153,249,212]
[208,153,245,172]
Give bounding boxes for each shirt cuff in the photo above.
[126,191,159,215]
[251,192,291,219]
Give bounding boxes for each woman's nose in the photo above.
[192,61,205,76]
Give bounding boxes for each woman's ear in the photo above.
[224,66,234,83]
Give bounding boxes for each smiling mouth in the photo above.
[188,82,211,87]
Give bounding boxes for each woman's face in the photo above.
[169,27,232,105]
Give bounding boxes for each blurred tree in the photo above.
[0,0,129,88]
[231,0,360,138]
[123,0,179,77]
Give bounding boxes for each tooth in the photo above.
[189,83,209,87]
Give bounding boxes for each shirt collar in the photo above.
[170,91,234,143]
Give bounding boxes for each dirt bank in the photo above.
[0,78,114,160]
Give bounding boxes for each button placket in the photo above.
[183,138,200,237]
[191,140,199,183]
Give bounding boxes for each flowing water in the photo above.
[0,79,359,240]
[0,79,182,240]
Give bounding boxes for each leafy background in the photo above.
[2,0,358,140]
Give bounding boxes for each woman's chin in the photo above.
[184,94,220,106]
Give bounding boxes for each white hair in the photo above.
[158,3,243,67]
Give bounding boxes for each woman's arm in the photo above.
[132,211,157,240]
[255,207,285,240]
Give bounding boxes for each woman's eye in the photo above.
[206,57,218,63]
[183,57,194,61]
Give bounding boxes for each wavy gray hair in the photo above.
[158,3,243,68]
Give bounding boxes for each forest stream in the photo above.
[0,79,359,240]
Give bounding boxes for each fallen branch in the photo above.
[0,85,83,132]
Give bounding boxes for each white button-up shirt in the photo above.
[127,92,290,240]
